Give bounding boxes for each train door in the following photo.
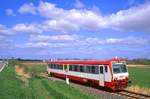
[64,64,69,84]
[99,65,104,86]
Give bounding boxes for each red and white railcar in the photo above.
[47,58,129,91]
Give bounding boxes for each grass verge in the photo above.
[0,60,97,99]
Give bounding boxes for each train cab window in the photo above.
[120,64,127,73]
[100,66,103,74]
[105,65,108,73]
[113,63,127,73]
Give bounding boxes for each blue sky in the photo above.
[0,0,150,59]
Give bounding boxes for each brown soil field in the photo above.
[127,64,150,67]
[21,61,47,66]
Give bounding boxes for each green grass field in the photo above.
[1,60,150,99]
[0,60,96,99]
[128,67,150,88]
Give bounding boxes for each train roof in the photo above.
[47,58,126,65]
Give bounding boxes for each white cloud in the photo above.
[38,1,150,33]
[29,34,79,42]
[18,42,67,48]
[6,9,15,16]
[38,1,64,19]
[17,34,150,49]
[42,19,79,33]
[0,24,13,35]
[18,3,37,14]
[108,2,150,32]
[17,1,105,33]
[0,35,14,49]
[85,36,150,46]
[2,1,150,37]
[74,0,85,9]
[38,1,106,30]
[12,23,42,34]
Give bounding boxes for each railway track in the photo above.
[115,90,150,99]
[48,77,126,99]
[48,76,150,99]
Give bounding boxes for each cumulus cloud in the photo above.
[74,0,85,9]
[29,34,79,42]
[6,9,15,16]
[108,2,150,32]
[38,1,106,31]
[86,36,150,46]
[0,35,14,49]
[12,23,42,34]
[18,2,37,14]
[17,1,106,32]
[17,42,67,48]
[17,34,150,49]
[42,19,79,33]
[0,24,13,35]
[17,1,150,33]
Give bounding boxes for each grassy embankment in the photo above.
[0,60,96,99]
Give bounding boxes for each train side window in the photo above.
[57,64,60,69]
[50,64,52,68]
[80,66,84,72]
[58,64,61,69]
[74,65,78,71]
[69,65,73,71]
[100,66,103,74]
[105,65,108,73]
[57,64,59,69]
[49,64,51,68]
[86,66,90,73]
[95,66,99,74]
[60,64,63,69]
[72,65,74,71]
[48,64,51,69]
[55,64,57,69]
[53,64,56,69]
[91,66,95,74]
[51,64,54,69]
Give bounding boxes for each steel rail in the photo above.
[116,90,150,99]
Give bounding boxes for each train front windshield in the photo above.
[113,63,127,74]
